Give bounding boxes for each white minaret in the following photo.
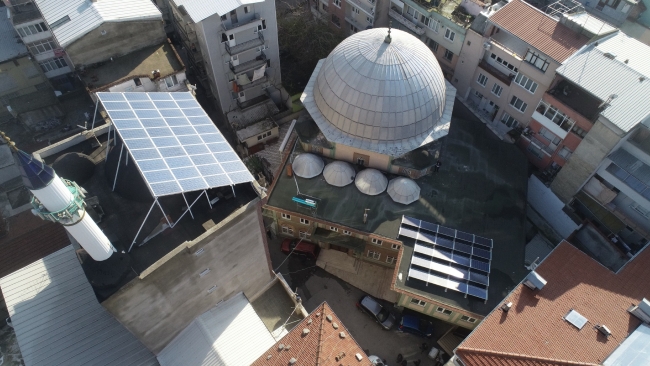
[7,135,115,261]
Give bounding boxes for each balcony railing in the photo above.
[478,60,513,86]
[489,37,524,60]
[347,0,375,16]
[237,94,270,110]
[222,14,262,32]
[526,134,556,156]
[535,100,575,133]
[225,32,264,55]
[389,8,425,35]
[236,71,268,91]
[230,52,267,74]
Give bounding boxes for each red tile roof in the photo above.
[489,0,589,62]
[0,210,70,279]
[252,302,372,366]
[456,241,650,365]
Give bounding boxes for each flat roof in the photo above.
[457,241,650,365]
[0,11,28,63]
[236,118,276,142]
[83,42,183,91]
[265,103,529,314]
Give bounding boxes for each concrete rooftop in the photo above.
[266,103,529,315]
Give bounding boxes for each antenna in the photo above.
[525,257,540,271]
[363,208,370,224]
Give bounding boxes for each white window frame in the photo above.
[491,83,503,97]
[489,53,519,73]
[165,74,178,88]
[17,22,48,37]
[386,256,396,264]
[281,213,291,220]
[329,226,339,232]
[444,49,454,61]
[371,238,383,245]
[524,49,549,72]
[333,0,341,7]
[367,250,381,260]
[410,298,426,306]
[539,127,561,146]
[424,17,440,32]
[38,57,68,72]
[27,38,57,55]
[299,230,311,238]
[444,28,455,42]
[244,6,251,13]
[366,15,373,24]
[558,146,572,160]
[281,226,294,235]
[300,218,310,225]
[351,6,359,14]
[436,306,453,315]
[509,95,528,113]
[460,315,477,323]
[500,113,519,128]
[391,243,401,250]
[514,73,538,93]
[343,230,351,236]
[476,73,488,87]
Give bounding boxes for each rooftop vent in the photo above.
[564,309,588,329]
[289,358,297,365]
[340,331,347,338]
[302,329,310,336]
[278,344,285,350]
[604,52,617,59]
[629,298,650,323]
[326,315,333,322]
[356,353,364,361]
[335,352,346,362]
[332,322,339,329]
[596,324,612,337]
[523,271,547,291]
[501,302,513,312]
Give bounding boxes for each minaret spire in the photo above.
[1,132,115,261]
[385,21,392,44]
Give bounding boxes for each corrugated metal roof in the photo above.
[556,32,650,132]
[301,28,456,157]
[0,245,159,366]
[0,9,28,63]
[157,292,276,366]
[34,0,162,47]
[489,0,589,62]
[171,0,264,23]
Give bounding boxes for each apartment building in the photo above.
[313,0,389,34]
[453,0,591,138]
[389,0,478,79]
[547,33,650,248]
[3,0,165,91]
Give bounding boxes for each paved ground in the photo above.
[268,235,452,365]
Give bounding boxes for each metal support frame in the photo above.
[231,185,236,198]
[105,122,112,160]
[129,199,158,252]
[112,143,124,191]
[91,98,99,130]
[182,192,194,220]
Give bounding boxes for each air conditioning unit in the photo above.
[483,42,491,50]
[523,271,547,291]
[629,298,650,323]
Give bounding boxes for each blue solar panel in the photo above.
[475,236,492,248]
[420,220,438,234]
[471,259,490,272]
[98,92,253,197]
[456,231,473,242]
[438,225,455,237]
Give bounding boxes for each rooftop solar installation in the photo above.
[97,92,254,197]
[399,216,493,301]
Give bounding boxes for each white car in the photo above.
[368,355,387,366]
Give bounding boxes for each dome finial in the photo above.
[385,21,392,44]
[0,131,17,152]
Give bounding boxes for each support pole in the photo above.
[156,199,173,227]
[231,185,236,198]
[171,192,205,228]
[182,192,194,220]
[129,199,158,252]
[112,143,124,191]
[90,98,99,130]
[105,122,112,160]
[205,190,212,209]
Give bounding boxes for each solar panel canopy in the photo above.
[399,215,493,301]
[97,92,254,197]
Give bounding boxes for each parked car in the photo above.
[280,239,320,260]
[368,355,387,366]
[398,313,434,337]
[356,295,396,330]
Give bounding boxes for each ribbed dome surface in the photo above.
[302,28,455,157]
[387,177,420,205]
[323,161,355,187]
[292,153,324,178]
[355,169,388,196]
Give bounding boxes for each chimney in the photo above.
[501,302,512,312]
[596,324,611,337]
[523,271,547,291]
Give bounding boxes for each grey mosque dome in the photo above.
[301,28,456,157]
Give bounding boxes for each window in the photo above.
[281,213,291,220]
[331,14,341,27]
[491,83,503,97]
[538,127,561,146]
[391,244,401,250]
[476,73,488,87]
[509,96,528,113]
[38,57,68,72]
[424,17,440,32]
[489,53,518,73]
[406,5,415,17]
[329,226,339,232]
[300,218,310,225]
[500,113,519,128]
[351,6,359,14]
[257,131,271,140]
[474,90,484,99]
[260,19,267,30]
[527,144,544,159]
[428,39,439,52]
[572,125,587,138]
[536,102,574,131]
[17,22,48,37]
[371,238,383,245]
[525,50,550,72]
[366,16,373,24]
[299,231,311,238]
[34,82,49,91]
[27,38,57,55]
[343,230,351,235]
[333,0,341,7]
[199,268,211,277]
[244,6,251,13]
[367,250,381,260]
[514,73,538,93]
[631,202,650,218]
[444,49,453,61]
[444,28,455,42]
[386,256,396,264]
[410,298,427,306]
[49,15,71,29]
[322,3,328,11]
[350,24,358,33]
[221,14,227,21]
[134,78,142,87]
[221,33,228,43]
[436,306,453,315]
[165,74,178,88]
[558,146,572,159]
[460,315,477,323]
[281,226,294,235]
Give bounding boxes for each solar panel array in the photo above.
[399,216,493,300]
[97,92,253,197]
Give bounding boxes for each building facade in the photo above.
[312,0,389,34]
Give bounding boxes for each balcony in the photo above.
[222,14,263,32]
[532,100,575,139]
[389,8,425,35]
[237,94,270,110]
[225,32,264,55]
[347,0,375,16]
[524,134,556,156]
[236,71,268,91]
[489,35,526,61]
[478,60,512,86]
[547,80,601,121]
[230,52,267,74]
